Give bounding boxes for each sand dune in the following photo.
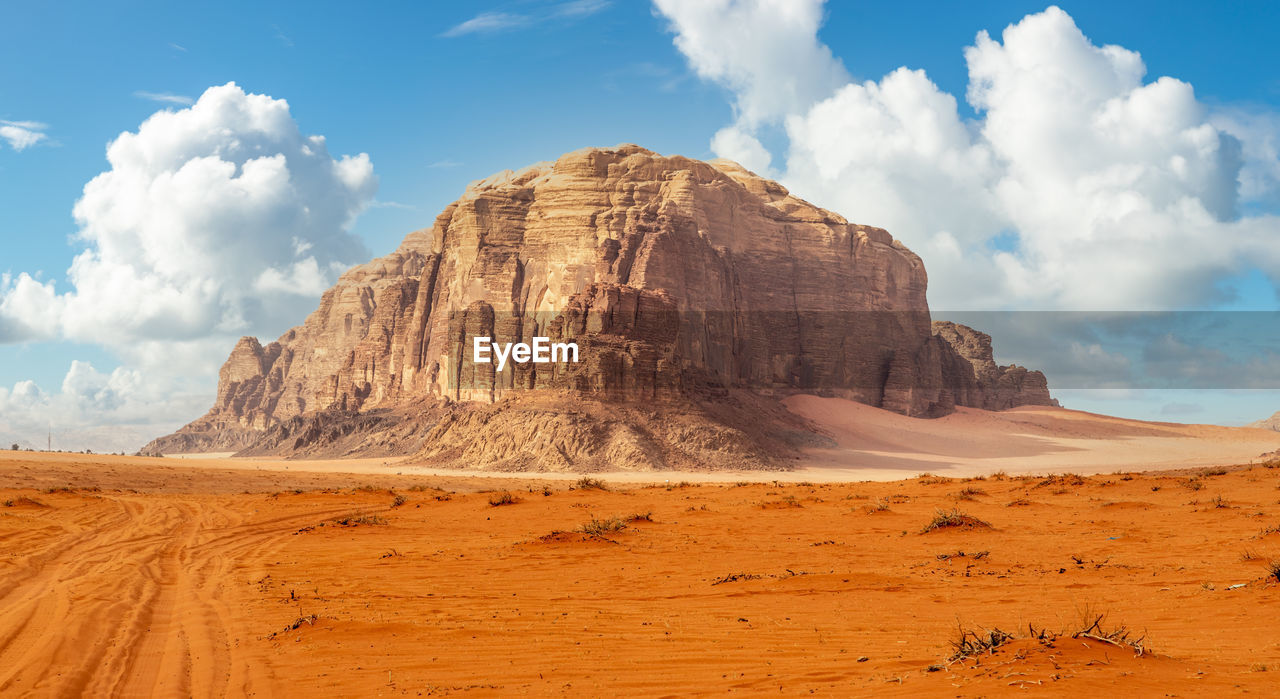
[3,452,1280,694]
[785,396,1280,478]
[62,399,1280,488]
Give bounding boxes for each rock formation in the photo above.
[143,145,1056,468]
[930,321,1057,411]
[1248,411,1280,432]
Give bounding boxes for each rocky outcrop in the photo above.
[143,145,1056,466]
[1248,411,1280,432]
[931,321,1058,411]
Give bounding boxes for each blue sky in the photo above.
[2,1,1280,449]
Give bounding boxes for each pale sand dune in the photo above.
[134,398,1280,484]
[784,395,1280,478]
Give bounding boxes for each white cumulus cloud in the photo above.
[656,3,1280,310]
[653,0,847,129]
[0,361,210,453]
[0,81,375,348]
[0,82,377,451]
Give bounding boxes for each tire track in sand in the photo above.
[0,494,356,697]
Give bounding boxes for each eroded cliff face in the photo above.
[927,321,1057,412]
[143,145,1055,467]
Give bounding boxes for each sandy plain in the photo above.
[3,404,1280,695]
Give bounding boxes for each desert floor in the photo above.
[3,450,1280,695]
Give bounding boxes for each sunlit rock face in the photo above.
[143,145,1054,464]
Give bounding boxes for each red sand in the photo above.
[3,450,1280,695]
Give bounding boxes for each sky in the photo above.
[2,0,1280,451]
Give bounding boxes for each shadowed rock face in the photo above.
[142,145,1055,466]
[928,321,1057,412]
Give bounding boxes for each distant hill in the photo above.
[1248,411,1280,431]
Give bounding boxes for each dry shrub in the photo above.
[488,492,520,507]
[761,495,803,509]
[1072,612,1147,656]
[267,614,320,640]
[711,572,764,585]
[577,512,651,537]
[948,626,1015,661]
[936,550,988,561]
[945,612,1147,667]
[574,477,608,491]
[865,497,892,513]
[922,508,991,533]
[1035,474,1086,489]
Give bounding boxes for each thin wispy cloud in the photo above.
[605,61,688,93]
[553,0,610,18]
[428,159,462,168]
[0,120,46,130]
[441,12,528,38]
[0,120,49,151]
[272,24,295,48]
[370,200,418,210]
[441,1,609,38]
[134,91,195,106]
[167,42,188,52]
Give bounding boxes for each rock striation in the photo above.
[143,145,1056,467]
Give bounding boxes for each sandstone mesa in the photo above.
[144,145,1056,470]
